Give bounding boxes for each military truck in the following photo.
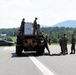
[16,22,45,56]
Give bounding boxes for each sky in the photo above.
[0,0,76,28]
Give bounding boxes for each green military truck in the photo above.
[16,22,45,56]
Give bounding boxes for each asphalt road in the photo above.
[0,45,76,75]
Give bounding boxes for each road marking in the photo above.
[29,57,57,75]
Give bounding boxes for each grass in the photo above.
[11,36,17,42]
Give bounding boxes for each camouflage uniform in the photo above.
[20,18,25,35]
[59,36,64,54]
[70,34,75,54]
[63,34,68,54]
[44,36,50,54]
[37,24,40,35]
[33,17,38,35]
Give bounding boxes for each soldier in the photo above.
[70,34,75,54]
[37,24,40,35]
[63,34,68,54]
[33,17,38,35]
[44,36,50,54]
[20,18,25,35]
[59,36,64,54]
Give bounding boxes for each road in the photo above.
[0,45,76,75]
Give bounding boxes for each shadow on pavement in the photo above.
[43,53,62,56]
[11,52,40,58]
[50,53,62,56]
[11,52,63,58]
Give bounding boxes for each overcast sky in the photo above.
[0,0,76,28]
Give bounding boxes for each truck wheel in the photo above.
[36,47,44,55]
[16,46,23,56]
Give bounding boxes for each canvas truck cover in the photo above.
[24,23,34,35]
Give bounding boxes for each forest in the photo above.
[0,27,76,43]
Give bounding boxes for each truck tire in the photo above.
[36,46,44,55]
[16,46,23,56]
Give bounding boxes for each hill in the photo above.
[52,20,76,28]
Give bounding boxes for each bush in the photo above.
[6,37,13,41]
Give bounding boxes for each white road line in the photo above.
[29,57,57,75]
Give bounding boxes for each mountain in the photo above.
[52,20,76,28]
